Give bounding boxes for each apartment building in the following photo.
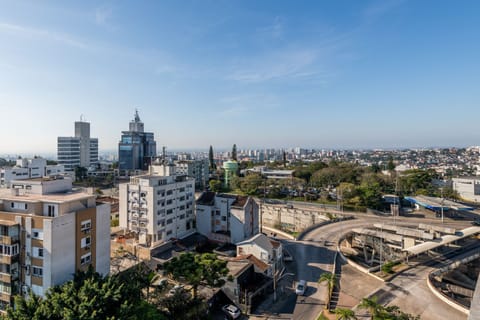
[0,157,64,188]
[0,176,110,311]
[174,159,209,190]
[57,120,98,172]
[196,192,259,244]
[118,163,195,246]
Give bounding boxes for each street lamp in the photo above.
[274,272,295,302]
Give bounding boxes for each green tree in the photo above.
[387,157,396,172]
[318,272,337,309]
[232,144,237,161]
[283,150,287,168]
[209,179,223,192]
[334,308,357,320]
[208,145,215,171]
[163,252,228,299]
[240,173,263,195]
[74,166,87,181]
[7,267,165,320]
[359,296,382,320]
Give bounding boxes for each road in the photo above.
[266,213,473,320]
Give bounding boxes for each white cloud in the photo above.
[0,22,88,49]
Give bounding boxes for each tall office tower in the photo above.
[118,111,157,171]
[57,120,98,172]
[119,162,195,246]
[0,176,110,311]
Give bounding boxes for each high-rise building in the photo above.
[175,159,209,190]
[0,176,110,311]
[118,111,156,171]
[119,162,195,246]
[57,120,98,172]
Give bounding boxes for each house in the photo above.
[236,233,283,277]
[196,192,259,244]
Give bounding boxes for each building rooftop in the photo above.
[226,259,252,277]
[234,254,269,272]
[232,196,249,208]
[196,191,216,205]
[0,188,93,203]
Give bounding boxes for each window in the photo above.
[32,247,44,258]
[166,209,173,215]
[221,216,227,222]
[47,205,55,217]
[32,229,44,240]
[166,219,173,225]
[179,214,185,220]
[166,190,173,196]
[81,253,92,265]
[32,266,43,278]
[166,230,172,236]
[166,199,173,205]
[81,237,91,248]
[81,220,92,232]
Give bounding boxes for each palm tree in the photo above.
[359,296,382,320]
[334,308,357,320]
[318,272,337,309]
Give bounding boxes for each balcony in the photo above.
[0,273,11,284]
[0,236,19,245]
[0,292,10,303]
[0,256,15,264]
[139,217,149,223]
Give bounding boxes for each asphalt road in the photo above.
[267,212,474,320]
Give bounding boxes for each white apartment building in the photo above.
[0,176,110,311]
[0,157,64,188]
[57,120,98,172]
[119,163,195,246]
[452,177,480,203]
[175,159,209,190]
[196,192,259,244]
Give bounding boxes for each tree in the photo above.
[387,156,396,172]
[7,267,165,320]
[318,272,337,309]
[208,145,215,171]
[74,166,87,181]
[163,252,228,299]
[334,308,357,320]
[283,150,287,168]
[240,173,263,195]
[359,296,382,320]
[232,144,237,161]
[209,179,223,192]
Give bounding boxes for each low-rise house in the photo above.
[236,234,283,277]
[196,192,259,244]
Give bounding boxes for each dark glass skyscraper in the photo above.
[118,111,157,171]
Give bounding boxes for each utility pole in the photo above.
[441,188,444,224]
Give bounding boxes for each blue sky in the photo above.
[1,0,479,154]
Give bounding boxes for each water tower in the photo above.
[223,160,238,188]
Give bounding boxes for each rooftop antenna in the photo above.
[134,108,140,122]
[80,114,85,122]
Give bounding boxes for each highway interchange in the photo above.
[253,212,477,320]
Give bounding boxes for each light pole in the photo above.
[274,272,295,302]
[441,188,445,224]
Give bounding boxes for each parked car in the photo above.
[222,304,241,319]
[295,280,307,295]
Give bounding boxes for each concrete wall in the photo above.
[261,202,332,232]
[44,214,76,290]
[96,203,111,276]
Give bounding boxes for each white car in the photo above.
[222,304,241,319]
[295,280,307,295]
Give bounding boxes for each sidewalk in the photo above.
[249,285,296,319]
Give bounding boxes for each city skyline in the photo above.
[1,1,480,154]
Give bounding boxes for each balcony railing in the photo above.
[0,235,19,245]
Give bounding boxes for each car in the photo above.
[222,304,241,319]
[167,284,184,296]
[295,280,307,295]
[472,219,480,226]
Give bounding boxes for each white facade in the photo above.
[175,159,209,190]
[58,121,98,172]
[0,158,64,188]
[119,164,195,246]
[196,192,259,244]
[452,177,480,203]
[236,234,283,277]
